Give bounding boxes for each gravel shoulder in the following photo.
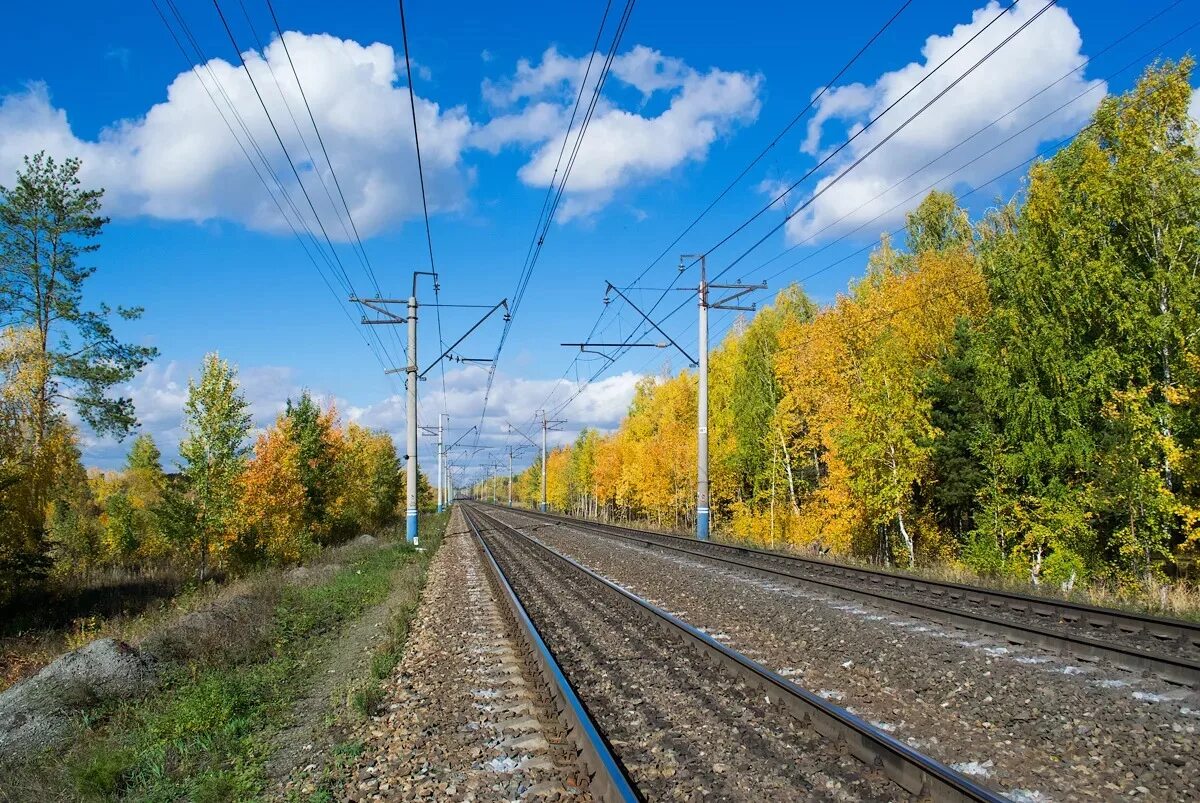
[490,507,1200,802]
[344,507,590,802]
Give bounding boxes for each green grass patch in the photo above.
[1,510,452,803]
[65,542,415,801]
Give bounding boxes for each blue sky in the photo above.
[0,0,1196,482]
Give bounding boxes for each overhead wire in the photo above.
[515,0,917,444]
[614,4,1199,398]
[477,0,636,444]
[397,0,450,421]
[151,0,398,379]
[243,0,407,371]
[539,0,1063,424]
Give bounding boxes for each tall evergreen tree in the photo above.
[0,152,157,447]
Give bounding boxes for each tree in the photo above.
[179,353,251,579]
[284,391,343,541]
[124,434,169,562]
[334,423,401,530]
[0,152,157,448]
[973,60,1200,585]
[239,416,311,565]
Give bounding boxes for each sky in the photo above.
[0,0,1197,486]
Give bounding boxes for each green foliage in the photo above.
[285,390,341,539]
[0,151,157,440]
[926,321,989,537]
[971,58,1200,585]
[961,531,1005,577]
[68,746,135,798]
[179,353,252,578]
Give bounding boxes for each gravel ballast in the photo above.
[478,509,914,802]
[488,507,1200,801]
[345,508,589,802]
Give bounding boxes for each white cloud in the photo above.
[0,32,473,238]
[472,45,761,219]
[785,2,1104,245]
[1190,86,1199,127]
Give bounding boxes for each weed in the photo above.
[68,747,134,798]
[350,681,384,718]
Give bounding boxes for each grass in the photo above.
[0,510,451,803]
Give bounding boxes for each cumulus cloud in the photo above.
[1191,86,1200,126]
[82,360,642,477]
[472,45,761,219]
[784,2,1104,245]
[0,32,473,238]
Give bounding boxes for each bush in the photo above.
[961,530,1005,577]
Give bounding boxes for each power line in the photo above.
[247,0,407,369]
[477,0,636,444]
[210,0,359,299]
[619,9,1199,399]
[152,0,399,380]
[542,0,1059,424]
[264,0,384,296]
[628,0,915,288]
[397,0,449,417]
[513,0,934,442]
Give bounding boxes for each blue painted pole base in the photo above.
[540,503,547,512]
[406,509,418,545]
[437,503,444,513]
[697,508,710,541]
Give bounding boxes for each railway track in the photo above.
[484,503,1200,687]
[463,502,1006,802]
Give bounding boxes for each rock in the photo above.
[0,637,155,759]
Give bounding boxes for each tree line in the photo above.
[0,154,420,605]
[499,61,1200,594]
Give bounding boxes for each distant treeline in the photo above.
[495,61,1200,593]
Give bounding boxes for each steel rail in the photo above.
[462,506,642,803]
[467,503,1008,803]
[489,504,1200,687]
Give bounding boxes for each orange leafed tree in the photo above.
[239,415,311,564]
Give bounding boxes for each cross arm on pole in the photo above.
[419,299,508,379]
[349,296,409,324]
[504,421,540,448]
[604,281,697,366]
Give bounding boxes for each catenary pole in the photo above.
[696,256,710,540]
[541,414,548,512]
[679,254,765,540]
[406,293,419,543]
[437,413,445,512]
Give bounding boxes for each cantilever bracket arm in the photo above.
[709,282,767,309]
[420,299,509,379]
[350,296,409,323]
[504,420,541,448]
[604,281,697,366]
[446,426,478,451]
